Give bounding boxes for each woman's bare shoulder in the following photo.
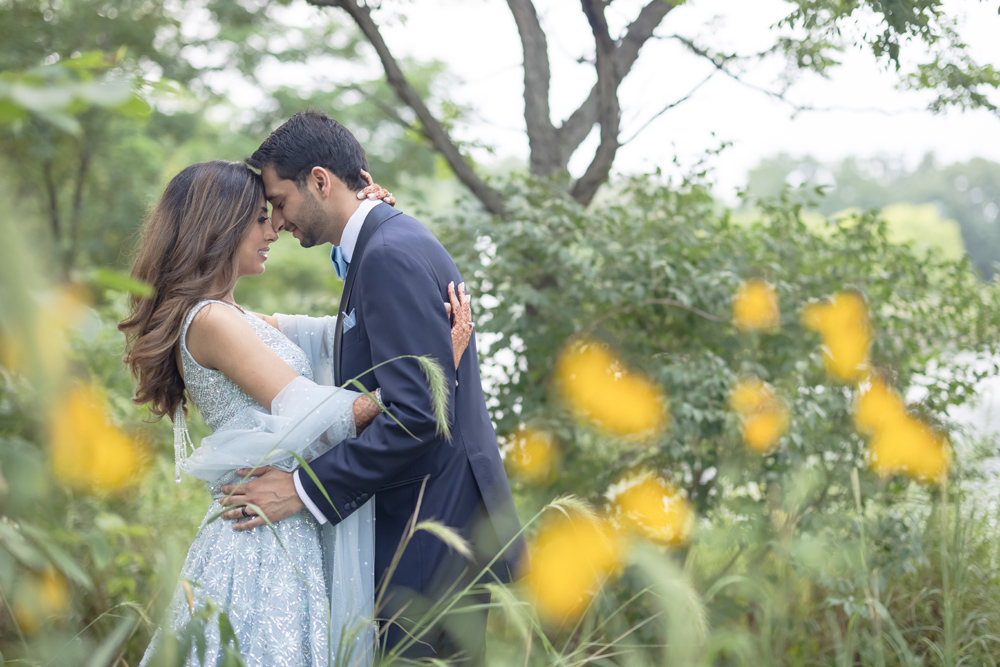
[186,302,256,368]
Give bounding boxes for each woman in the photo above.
[119,160,471,666]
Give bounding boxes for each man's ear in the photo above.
[310,166,332,199]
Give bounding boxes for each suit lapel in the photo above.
[333,203,403,386]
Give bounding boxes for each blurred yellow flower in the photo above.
[742,410,791,453]
[854,378,907,435]
[13,566,68,634]
[50,384,146,493]
[854,378,950,482]
[868,414,950,482]
[729,377,772,414]
[614,475,694,547]
[554,339,669,439]
[801,292,871,382]
[507,427,558,483]
[521,512,621,622]
[733,279,780,332]
[729,377,790,453]
[0,331,25,372]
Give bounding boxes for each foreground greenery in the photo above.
[2,169,1000,664]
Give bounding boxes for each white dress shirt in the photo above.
[293,197,381,525]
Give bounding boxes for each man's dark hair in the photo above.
[246,110,369,191]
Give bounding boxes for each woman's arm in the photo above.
[186,303,300,408]
[248,311,279,329]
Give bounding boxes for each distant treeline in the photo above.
[746,154,1000,277]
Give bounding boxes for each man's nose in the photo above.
[270,211,285,233]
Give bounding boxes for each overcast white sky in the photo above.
[248,0,1000,199]
[372,0,1000,197]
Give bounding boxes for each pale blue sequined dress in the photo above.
[140,300,335,666]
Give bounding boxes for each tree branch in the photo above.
[507,0,561,176]
[570,0,620,206]
[66,144,92,273]
[307,0,507,215]
[41,160,61,243]
[666,34,921,116]
[557,0,677,168]
[619,71,714,146]
[342,82,417,132]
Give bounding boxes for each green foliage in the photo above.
[0,0,446,276]
[781,0,1000,114]
[437,174,1000,515]
[432,173,1000,664]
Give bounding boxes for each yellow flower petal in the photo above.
[555,340,669,439]
[742,409,790,453]
[868,414,950,482]
[507,427,558,483]
[733,279,780,332]
[729,377,775,415]
[50,384,145,493]
[614,476,694,547]
[13,566,68,635]
[854,378,908,435]
[521,513,621,622]
[730,377,789,453]
[802,293,871,383]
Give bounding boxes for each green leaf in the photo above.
[85,613,137,667]
[0,523,47,569]
[90,268,155,297]
[19,523,95,591]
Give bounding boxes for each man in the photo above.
[219,110,525,662]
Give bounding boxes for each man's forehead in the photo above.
[260,166,291,198]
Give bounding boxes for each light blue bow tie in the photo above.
[330,245,349,280]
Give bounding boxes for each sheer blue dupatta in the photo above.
[276,314,377,667]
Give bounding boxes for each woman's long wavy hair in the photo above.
[119,160,264,419]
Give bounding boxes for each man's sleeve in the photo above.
[294,469,328,525]
[296,237,457,523]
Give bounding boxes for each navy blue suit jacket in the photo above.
[298,204,525,601]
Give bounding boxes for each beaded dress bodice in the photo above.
[178,300,315,499]
[179,300,313,432]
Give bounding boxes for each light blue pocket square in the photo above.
[342,308,356,333]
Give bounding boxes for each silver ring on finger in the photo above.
[241,506,250,518]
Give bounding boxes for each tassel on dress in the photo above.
[173,404,195,483]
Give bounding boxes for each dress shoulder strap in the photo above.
[173,299,241,483]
